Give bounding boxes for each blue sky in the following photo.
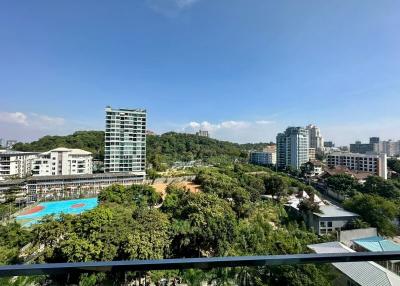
[1,0,399,145]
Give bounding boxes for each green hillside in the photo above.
[147,132,247,168]
[12,131,105,160]
[13,131,268,165]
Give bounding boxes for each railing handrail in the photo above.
[2,251,400,277]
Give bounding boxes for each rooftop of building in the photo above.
[105,106,146,113]
[40,148,92,155]
[0,172,145,186]
[0,150,39,156]
[308,241,400,286]
[328,151,385,158]
[250,150,275,154]
[322,166,372,181]
[353,236,400,252]
[314,205,359,218]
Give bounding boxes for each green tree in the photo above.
[195,169,251,217]
[343,194,399,236]
[326,174,359,196]
[98,184,162,207]
[122,208,170,260]
[361,176,400,200]
[298,198,322,214]
[264,176,288,201]
[167,191,237,257]
[388,158,400,174]
[0,222,32,265]
[147,168,161,184]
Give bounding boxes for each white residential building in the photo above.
[31,148,93,176]
[249,151,276,166]
[0,150,39,179]
[306,124,324,151]
[104,107,146,175]
[327,152,387,179]
[276,127,309,170]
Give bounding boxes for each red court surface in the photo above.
[20,205,44,215]
[71,203,85,209]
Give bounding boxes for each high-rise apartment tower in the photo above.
[104,107,146,175]
[306,124,324,150]
[276,127,309,170]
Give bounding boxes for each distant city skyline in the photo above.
[1,0,400,145]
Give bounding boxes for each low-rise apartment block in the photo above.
[0,172,145,202]
[249,150,276,166]
[31,148,93,176]
[196,130,209,138]
[327,152,387,179]
[0,150,39,179]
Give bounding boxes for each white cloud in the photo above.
[180,117,400,145]
[0,112,28,126]
[0,111,69,142]
[30,113,65,128]
[181,119,280,143]
[0,111,65,129]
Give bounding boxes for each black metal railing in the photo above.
[1,251,400,277]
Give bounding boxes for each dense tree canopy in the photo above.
[147,132,249,169]
[361,176,400,200]
[13,131,271,170]
[388,158,400,174]
[326,174,359,196]
[343,194,399,236]
[264,175,288,201]
[0,222,32,265]
[98,184,162,207]
[1,163,338,285]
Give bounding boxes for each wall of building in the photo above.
[312,216,357,235]
[339,228,377,246]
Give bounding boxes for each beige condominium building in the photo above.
[327,152,387,179]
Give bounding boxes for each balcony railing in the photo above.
[1,251,400,277]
